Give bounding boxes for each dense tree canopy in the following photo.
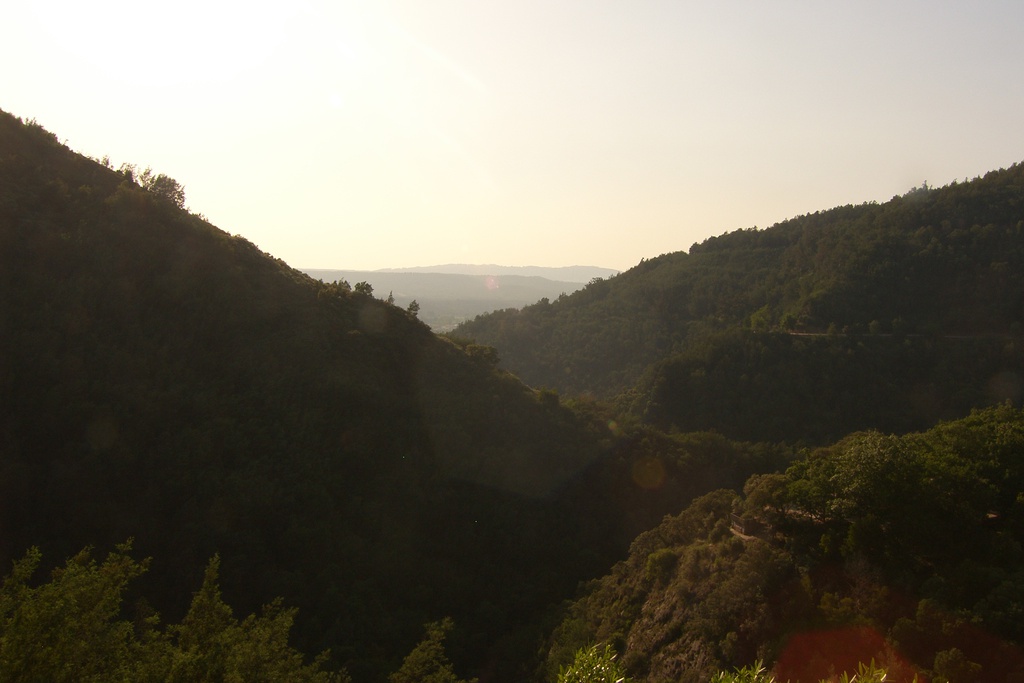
[544,406,1024,683]
[6,108,1024,683]
[456,166,1024,444]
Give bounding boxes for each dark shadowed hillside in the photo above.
[0,111,807,682]
[0,110,620,682]
[455,170,1024,443]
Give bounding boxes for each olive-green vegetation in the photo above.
[543,405,1024,683]
[710,660,892,683]
[455,169,1024,443]
[557,644,630,683]
[388,619,476,683]
[0,542,342,682]
[557,656,893,683]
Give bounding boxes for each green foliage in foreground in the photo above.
[712,660,892,683]
[389,619,477,683]
[711,662,777,683]
[0,543,344,683]
[560,649,895,683]
[558,645,630,683]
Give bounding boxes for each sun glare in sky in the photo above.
[5,1,1024,271]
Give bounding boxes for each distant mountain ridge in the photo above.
[302,268,607,331]
[374,263,619,282]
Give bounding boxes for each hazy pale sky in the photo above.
[5,1,1024,271]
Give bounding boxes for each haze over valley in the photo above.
[301,265,619,330]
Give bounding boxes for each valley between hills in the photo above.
[2,109,1024,682]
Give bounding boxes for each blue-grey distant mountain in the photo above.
[302,266,618,331]
[376,264,620,282]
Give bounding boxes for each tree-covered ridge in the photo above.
[628,329,1024,444]
[0,109,633,681]
[543,405,1024,683]
[454,166,1024,404]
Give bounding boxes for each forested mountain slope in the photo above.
[11,108,1023,682]
[0,111,617,681]
[543,405,1024,683]
[455,168,1024,443]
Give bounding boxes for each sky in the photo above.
[4,1,1024,272]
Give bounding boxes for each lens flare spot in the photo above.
[774,626,911,683]
[484,276,499,291]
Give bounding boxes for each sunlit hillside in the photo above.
[457,168,1024,443]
